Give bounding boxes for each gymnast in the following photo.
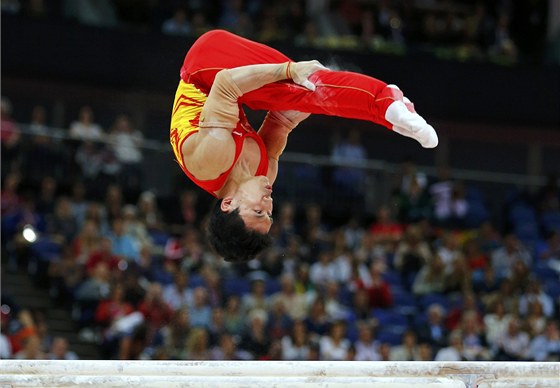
[170,30,438,262]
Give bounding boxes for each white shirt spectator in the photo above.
[281,336,310,360]
[163,284,194,311]
[435,346,463,361]
[319,336,350,360]
[354,340,381,361]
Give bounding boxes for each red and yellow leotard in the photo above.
[169,80,268,196]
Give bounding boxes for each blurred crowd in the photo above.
[2,95,560,362]
[2,0,556,65]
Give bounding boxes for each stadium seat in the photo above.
[372,309,409,327]
[544,279,560,298]
[376,326,408,346]
[419,293,450,311]
[223,277,251,296]
[149,230,170,246]
[541,211,560,233]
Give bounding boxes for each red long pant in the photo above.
[181,30,400,129]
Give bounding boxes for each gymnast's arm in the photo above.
[258,110,310,184]
[182,61,325,178]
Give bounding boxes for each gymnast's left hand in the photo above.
[289,60,328,91]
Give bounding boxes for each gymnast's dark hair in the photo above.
[207,200,272,263]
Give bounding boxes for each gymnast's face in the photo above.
[221,175,274,233]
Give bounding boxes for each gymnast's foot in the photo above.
[385,99,439,149]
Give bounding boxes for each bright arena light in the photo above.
[21,224,38,243]
[0,360,558,387]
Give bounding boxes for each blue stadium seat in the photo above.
[376,327,408,346]
[533,263,558,282]
[372,309,409,327]
[544,279,560,298]
[419,293,450,311]
[31,237,61,262]
[149,230,170,246]
[223,277,251,296]
[541,211,560,233]
[391,291,418,318]
[383,270,402,287]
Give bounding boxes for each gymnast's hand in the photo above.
[288,60,328,91]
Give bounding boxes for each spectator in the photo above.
[210,333,252,360]
[366,205,404,260]
[69,182,89,228]
[14,335,46,359]
[412,254,446,295]
[108,114,143,194]
[1,172,21,217]
[269,273,308,320]
[354,320,380,361]
[518,278,555,318]
[281,320,310,360]
[241,278,268,315]
[491,233,533,280]
[436,231,464,275]
[394,224,432,290]
[85,236,120,274]
[310,250,338,287]
[460,310,490,361]
[185,327,211,360]
[304,297,330,338]
[223,295,245,336]
[122,205,150,248]
[208,307,226,346]
[483,300,513,347]
[416,303,448,352]
[46,196,78,246]
[331,229,353,283]
[319,320,350,361]
[323,281,351,320]
[69,106,104,142]
[137,283,173,343]
[162,7,191,36]
[524,300,547,338]
[162,271,193,312]
[107,217,140,263]
[36,176,58,216]
[351,287,371,321]
[94,284,135,345]
[493,317,530,361]
[390,330,420,361]
[158,308,190,360]
[331,129,367,195]
[355,261,393,309]
[397,177,432,222]
[529,320,560,361]
[188,287,212,329]
[137,191,164,232]
[434,330,465,361]
[266,298,293,341]
[241,309,270,359]
[47,337,79,360]
[75,261,112,304]
[463,237,489,285]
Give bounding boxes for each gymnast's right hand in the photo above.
[288,60,328,91]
